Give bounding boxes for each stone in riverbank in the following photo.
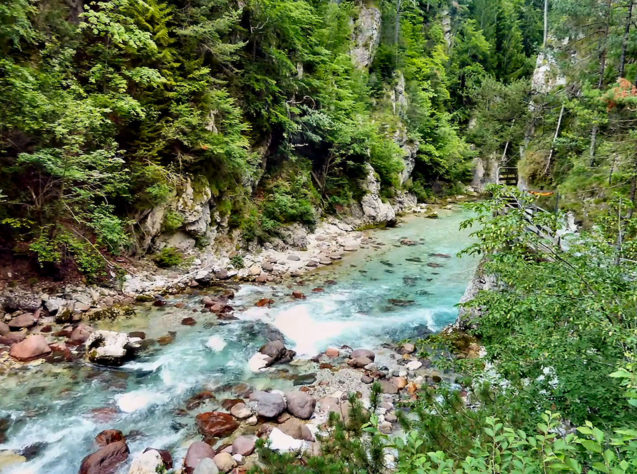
[256,340,296,367]
[79,440,129,474]
[250,391,286,418]
[184,442,215,474]
[85,330,141,366]
[128,449,164,474]
[196,412,239,440]
[285,391,316,419]
[351,349,375,361]
[232,435,257,456]
[9,335,51,362]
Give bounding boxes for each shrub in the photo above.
[152,247,183,268]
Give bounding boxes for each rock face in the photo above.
[531,51,567,94]
[351,5,381,69]
[359,164,397,225]
[79,440,129,474]
[250,391,287,418]
[184,442,215,474]
[85,330,141,366]
[195,412,239,439]
[9,335,51,362]
[285,391,316,419]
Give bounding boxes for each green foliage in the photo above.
[152,246,183,268]
[161,209,184,234]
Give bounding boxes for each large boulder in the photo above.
[184,442,215,474]
[249,391,286,418]
[359,164,396,225]
[79,440,129,474]
[195,412,239,440]
[85,330,141,366]
[9,335,51,362]
[285,392,316,420]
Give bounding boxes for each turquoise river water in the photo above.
[0,207,478,473]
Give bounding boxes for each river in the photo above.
[0,207,478,473]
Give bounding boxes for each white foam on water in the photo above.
[115,390,167,413]
[206,335,227,352]
[271,304,360,356]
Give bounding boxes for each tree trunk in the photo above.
[590,124,598,165]
[619,0,634,77]
[597,0,613,89]
[544,0,549,47]
[545,102,565,175]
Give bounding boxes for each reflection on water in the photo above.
[0,208,478,473]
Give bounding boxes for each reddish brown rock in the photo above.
[291,291,306,300]
[391,377,408,390]
[68,324,93,345]
[181,317,197,326]
[79,440,129,474]
[256,298,274,307]
[196,412,239,440]
[0,321,10,335]
[40,324,52,333]
[220,398,243,411]
[325,347,339,358]
[89,407,119,423]
[47,342,73,362]
[183,441,215,473]
[186,391,216,410]
[312,287,324,293]
[9,335,51,361]
[95,429,125,447]
[0,332,25,346]
[8,313,37,330]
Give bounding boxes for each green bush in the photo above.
[161,209,184,233]
[152,247,183,268]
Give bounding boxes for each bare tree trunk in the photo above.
[544,0,549,47]
[395,0,402,68]
[544,102,565,175]
[597,0,613,89]
[619,0,634,77]
[590,124,598,165]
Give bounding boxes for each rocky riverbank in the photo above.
[0,193,476,371]
[0,200,481,473]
